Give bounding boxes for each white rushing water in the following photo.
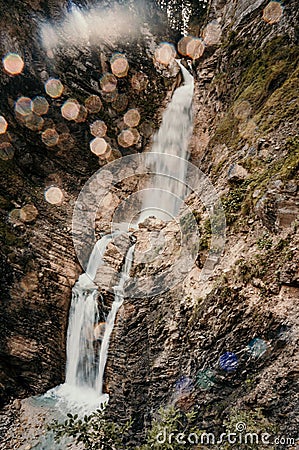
[97,244,135,394]
[139,61,194,222]
[44,235,135,415]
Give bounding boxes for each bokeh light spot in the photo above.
[178,36,193,56]
[196,369,216,390]
[31,96,49,116]
[42,128,59,147]
[44,186,64,205]
[90,120,107,138]
[75,105,88,123]
[154,42,176,66]
[85,95,102,114]
[118,129,138,148]
[219,352,238,372]
[0,142,14,160]
[3,53,24,75]
[90,137,109,156]
[123,109,141,128]
[131,72,148,91]
[233,100,252,120]
[110,53,129,78]
[45,78,64,98]
[113,93,129,112]
[0,116,8,134]
[24,113,44,131]
[61,99,80,121]
[202,20,222,46]
[20,204,38,223]
[100,73,117,93]
[263,1,283,24]
[187,38,205,59]
[15,97,32,116]
[175,376,193,393]
[248,338,268,358]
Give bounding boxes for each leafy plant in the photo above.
[49,408,132,450]
[137,406,201,449]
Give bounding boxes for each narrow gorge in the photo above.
[0,0,298,449]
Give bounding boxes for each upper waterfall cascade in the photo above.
[139,60,194,222]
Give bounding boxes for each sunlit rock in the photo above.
[123,109,141,128]
[227,163,249,181]
[3,53,24,75]
[42,128,59,147]
[110,53,129,78]
[31,96,49,116]
[90,120,107,138]
[0,116,8,134]
[263,1,283,24]
[45,78,64,98]
[85,95,102,114]
[7,335,38,360]
[44,186,64,205]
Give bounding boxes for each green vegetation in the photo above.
[50,406,203,450]
[49,408,132,450]
[211,35,299,147]
[223,408,277,450]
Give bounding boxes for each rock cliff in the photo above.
[0,0,298,448]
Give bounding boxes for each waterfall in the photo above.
[97,244,135,394]
[65,235,113,389]
[139,61,194,222]
[43,62,194,416]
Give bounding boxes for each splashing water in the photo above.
[139,61,194,221]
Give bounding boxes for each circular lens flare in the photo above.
[0,116,8,134]
[44,186,64,205]
[3,53,24,75]
[45,78,64,98]
[263,1,283,24]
